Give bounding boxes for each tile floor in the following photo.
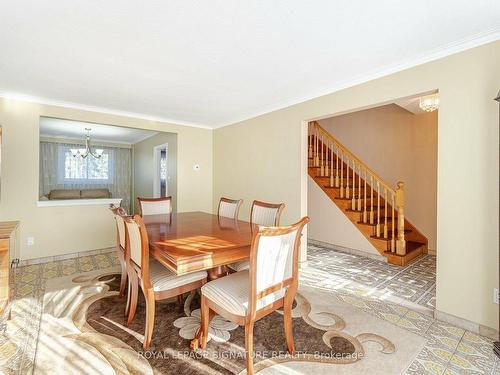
[304,242,436,310]
[302,242,500,374]
[0,245,499,374]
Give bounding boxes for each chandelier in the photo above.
[70,128,103,159]
[419,94,439,112]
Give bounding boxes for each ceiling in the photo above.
[1,1,499,128]
[395,96,429,115]
[39,117,157,144]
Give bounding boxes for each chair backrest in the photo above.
[218,197,243,220]
[138,196,172,216]
[248,217,309,317]
[124,215,151,285]
[109,205,128,250]
[250,200,285,226]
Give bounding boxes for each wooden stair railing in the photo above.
[309,121,409,256]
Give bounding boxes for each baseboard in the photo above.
[435,309,499,341]
[308,238,387,262]
[18,247,116,267]
[427,248,437,256]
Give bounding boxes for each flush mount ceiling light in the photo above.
[70,128,104,159]
[419,94,440,112]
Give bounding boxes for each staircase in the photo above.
[308,121,427,266]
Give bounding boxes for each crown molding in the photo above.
[0,92,213,130]
[212,27,500,129]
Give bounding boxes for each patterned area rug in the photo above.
[33,269,426,374]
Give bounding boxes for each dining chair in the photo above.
[198,216,309,375]
[217,197,243,220]
[228,200,285,272]
[124,214,207,349]
[109,205,129,299]
[137,196,172,216]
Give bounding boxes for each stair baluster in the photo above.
[370,175,374,224]
[350,160,355,208]
[376,181,381,237]
[363,167,368,223]
[314,125,319,167]
[335,143,340,187]
[308,123,313,159]
[357,164,362,211]
[325,139,329,177]
[340,150,344,198]
[330,140,334,187]
[391,193,396,252]
[320,134,324,176]
[384,188,388,239]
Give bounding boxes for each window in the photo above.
[57,144,114,184]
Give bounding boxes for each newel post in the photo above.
[395,181,406,255]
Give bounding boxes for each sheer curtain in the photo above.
[39,141,132,210]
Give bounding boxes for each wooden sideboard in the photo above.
[0,221,19,320]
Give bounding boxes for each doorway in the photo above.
[153,143,168,198]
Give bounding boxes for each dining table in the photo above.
[143,211,254,280]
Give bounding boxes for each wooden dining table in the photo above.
[143,211,254,279]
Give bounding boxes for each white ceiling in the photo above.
[1,1,499,128]
[395,97,428,115]
[40,117,158,144]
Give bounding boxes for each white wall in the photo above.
[308,176,379,255]
[214,41,500,330]
[0,99,213,260]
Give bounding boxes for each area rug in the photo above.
[33,269,426,374]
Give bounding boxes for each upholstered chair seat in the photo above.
[201,270,284,316]
[149,259,207,292]
[227,260,249,272]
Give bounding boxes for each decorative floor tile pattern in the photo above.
[304,242,437,309]
[0,245,498,374]
[0,250,120,374]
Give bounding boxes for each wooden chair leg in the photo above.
[200,294,210,349]
[283,293,296,354]
[127,272,139,326]
[125,277,131,317]
[118,252,127,297]
[143,289,156,350]
[245,322,255,375]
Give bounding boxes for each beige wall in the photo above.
[214,41,500,330]
[133,132,178,213]
[318,104,438,251]
[0,99,213,260]
[308,176,379,255]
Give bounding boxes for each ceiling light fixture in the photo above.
[70,128,103,158]
[419,94,440,112]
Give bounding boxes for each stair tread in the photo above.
[383,241,426,256]
[370,229,412,240]
[357,218,397,226]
